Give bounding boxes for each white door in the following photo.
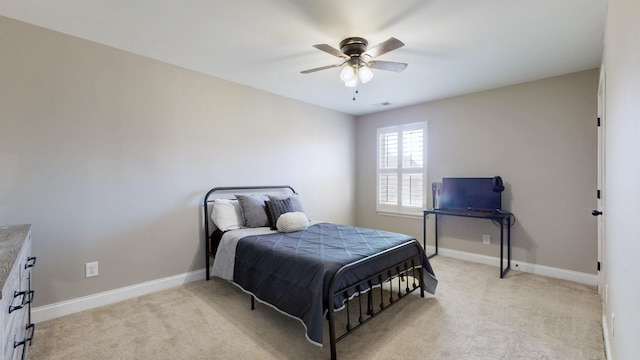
[595,65,606,298]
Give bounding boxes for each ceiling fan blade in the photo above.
[367,60,408,72]
[300,63,342,74]
[313,44,349,59]
[364,37,405,59]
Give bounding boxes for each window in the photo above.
[377,122,427,215]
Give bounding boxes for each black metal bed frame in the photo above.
[203,185,426,360]
[203,185,296,281]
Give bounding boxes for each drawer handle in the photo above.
[13,324,35,348]
[25,256,37,269]
[13,324,35,360]
[13,337,27,350]
[8,290,34,313]
[9,291,27,313]
[25,323,36,342]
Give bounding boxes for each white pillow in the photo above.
[276,212,309,233]
[211,199,244,231]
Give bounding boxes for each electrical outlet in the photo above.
[86,261,99,278]
[482,234,491,245]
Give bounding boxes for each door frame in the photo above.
[596,65,606,298]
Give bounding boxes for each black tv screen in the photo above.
[440,177,502,211]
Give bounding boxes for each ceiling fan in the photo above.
[301,37,408,87]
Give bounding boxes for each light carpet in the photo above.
[30,256,605,359]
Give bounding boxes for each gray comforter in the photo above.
[233,222,437,345]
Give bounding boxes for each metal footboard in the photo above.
[326,240,426,360]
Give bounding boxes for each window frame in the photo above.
[376,121,427,216]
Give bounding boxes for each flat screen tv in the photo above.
[440,177,502,211]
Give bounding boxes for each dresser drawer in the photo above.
[0,225,34,360]
[1,272,18,331]
[4,290,33,360]
[19,234,34,299]
[8,309,33,360]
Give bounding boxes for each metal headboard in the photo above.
[203,185,296,280]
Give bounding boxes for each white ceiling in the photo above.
[0,0,607,116]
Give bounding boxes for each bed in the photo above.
[203,185,437,360]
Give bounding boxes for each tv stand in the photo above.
[423,209,514,278]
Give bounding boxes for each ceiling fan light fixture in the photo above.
[359,65,374,84]
[340,65,357,83]
[302,36,407,87]
[344,78,358,87]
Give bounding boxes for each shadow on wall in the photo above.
[501,182,537,266]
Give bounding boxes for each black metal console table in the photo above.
[423,209,514,278]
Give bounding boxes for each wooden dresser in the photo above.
[0,225,36,360]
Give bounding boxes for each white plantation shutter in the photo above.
[377,122,427,215]
[378,132,398,205]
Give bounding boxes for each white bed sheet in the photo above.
[211,220,323,280]
[211,227,276,280]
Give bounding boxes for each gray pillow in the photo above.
[268,194,306,215]
[235,194,270,227]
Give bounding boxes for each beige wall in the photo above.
[601,0,640,358]
[4,4,636,356]
[0,17,356,307]
[0,13,608,317]
[356,70,598,274]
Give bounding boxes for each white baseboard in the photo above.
[32,269,206,324]
[33,248,598,324]
[602,309,613,360]
[425,245,598,286]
